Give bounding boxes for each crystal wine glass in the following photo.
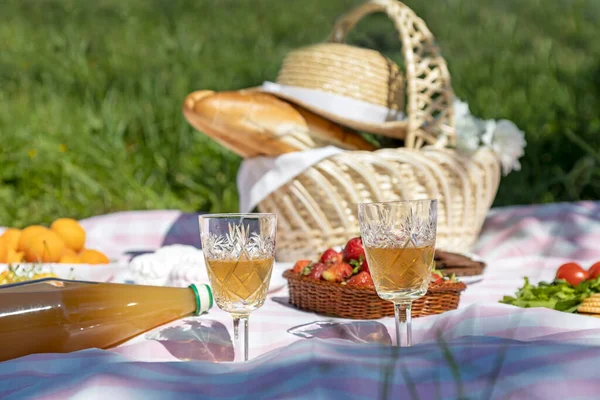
[358,200,437,347]
[199,213,276,361]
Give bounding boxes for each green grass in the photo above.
[1,0,599,227]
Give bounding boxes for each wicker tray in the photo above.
[283,270,467,320]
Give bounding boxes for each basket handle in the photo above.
[328,0,455,149]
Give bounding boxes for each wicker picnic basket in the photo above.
[283,270,467,319]
[257,0,501,262]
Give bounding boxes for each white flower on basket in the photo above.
[480,119,497,146]
[483,120,527,175]
[453,100,483,154]
[453,99,526,175]
[455,116,482,154]
[453,99,471,120]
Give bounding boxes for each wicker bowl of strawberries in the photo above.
[283,237,467,320]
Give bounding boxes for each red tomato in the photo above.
[588,262,600,279]
[556,262,588,286]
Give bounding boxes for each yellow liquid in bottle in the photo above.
[0,280,197,362]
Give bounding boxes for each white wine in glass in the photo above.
[205,256,274,314]
[199,213,276,361]
[358,200,437,347]
[364,245,435,301]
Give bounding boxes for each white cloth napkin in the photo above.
[237,146,344,213]
[127,245,209,287]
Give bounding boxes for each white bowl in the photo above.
[0,262,126,283]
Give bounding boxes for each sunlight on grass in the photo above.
[0,0,599,227]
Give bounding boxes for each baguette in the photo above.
[182,90,375,158]
[288,102,376,151]
[183,90,264,158]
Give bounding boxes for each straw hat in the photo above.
[255,42,408,138]
[253,0,455,148]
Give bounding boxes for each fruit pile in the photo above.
[291,237,450,288]
[0,219,110,265]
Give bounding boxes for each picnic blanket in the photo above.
[1,201,600,399]
[4,327,600,399]
[75,200,600,261]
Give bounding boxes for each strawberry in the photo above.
[320,248,343,264]
[292,260,311,275]
[307,262,328,280]
[361,259,370,274]
[343,237,365,262]
[430,271,443,284]
[322,262,353,282]
[347,271,374,288]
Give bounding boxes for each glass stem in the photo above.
[394,301,413,347]
[233,314,249,362]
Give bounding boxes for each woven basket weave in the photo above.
[258,0,501,261]
[283,270,467,319]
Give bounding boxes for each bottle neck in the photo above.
[189,283,213,315]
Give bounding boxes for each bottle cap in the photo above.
[189,283,213,315]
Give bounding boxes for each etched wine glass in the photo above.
[199,213,276,361]
[358,200,437,347]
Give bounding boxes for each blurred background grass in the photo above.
[1,0,599,227]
